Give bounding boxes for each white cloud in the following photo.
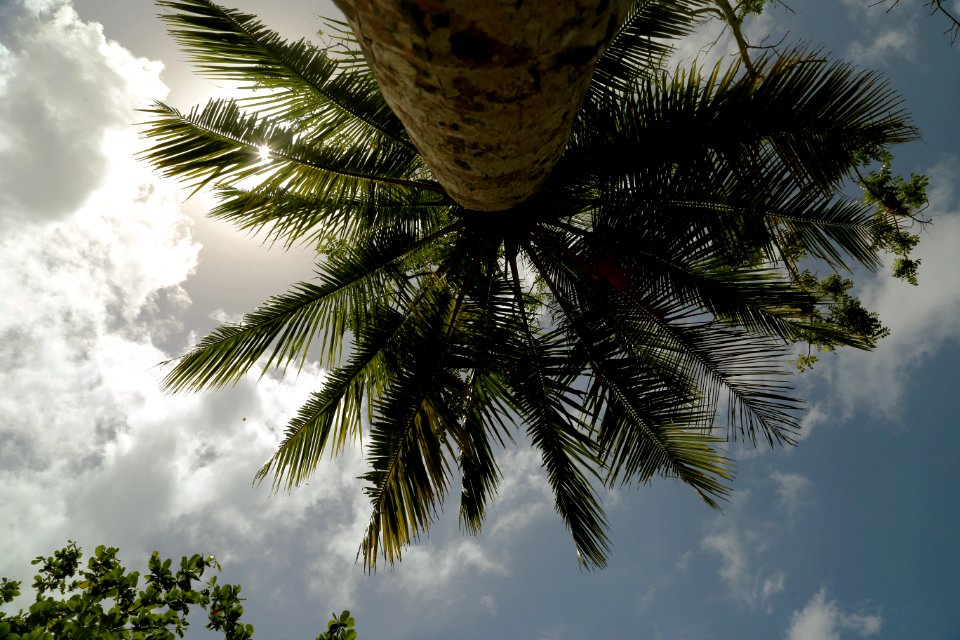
[488,447,554,536]
[786,588,883,640]
[536,623,570,640]
[0,25,201,563]
[387,540,509,602]
[0,1,373,607]
[0,1,166,226]
[669,5,787,72]
[763,570,787,601]
[669,16,733,70]
[796,403,828,442]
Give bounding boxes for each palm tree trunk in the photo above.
[333,0,632,211]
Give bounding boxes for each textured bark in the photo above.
[334,0,632,211]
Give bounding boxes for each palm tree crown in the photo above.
[142,0,918,570]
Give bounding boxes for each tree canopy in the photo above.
[0,542,356,640]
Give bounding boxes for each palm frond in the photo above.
[657,158,884,269]
[587,0,707,103]
[209,184,451,250]
[156,0,411,149]
[255,305,406,491]
[359,281,459,570]
[451,368,510,536]
[524,235,737,500]
[531,216,806,439]
[139,100,435,201]
[569,128,892,275]
[501,327,611,568]
[443,277,520,535]
[161,224,460,392]
[569,49,917,196]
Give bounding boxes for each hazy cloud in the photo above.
[387,540,509,602]
[847,26,918,66]
[669,5,786,71]
[479,594,497,616]
[785,588,883,640]
[488,447,554,536]
[771,472,812,522]
[701,524,785,609]
[838,0,922,64]
[699,472,812,609]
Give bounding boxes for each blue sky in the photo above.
[1,1,959,639]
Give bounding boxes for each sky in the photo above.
[1,1,959,639]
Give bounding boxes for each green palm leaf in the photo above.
[209,184,451,250]
[524,240,733,503]
[569,51,916,196]
[162,224,461,392]
[587,0,707,103]
[359,281,459,569]
[256,304,406,492]
[156,0,411,149]
[443,278,520,535]
[500,326,612,568]
[450,368,511,536]
[528,216,804,441]
[140,100,435,201]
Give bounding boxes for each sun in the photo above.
[257,145,270,162]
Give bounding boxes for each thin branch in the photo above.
[713,0,760,78]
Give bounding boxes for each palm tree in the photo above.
[142,0,917,570]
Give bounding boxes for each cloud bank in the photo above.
[0,0,374,603]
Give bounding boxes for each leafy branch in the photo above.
[698,0,931,370]
[0,542,356,640]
